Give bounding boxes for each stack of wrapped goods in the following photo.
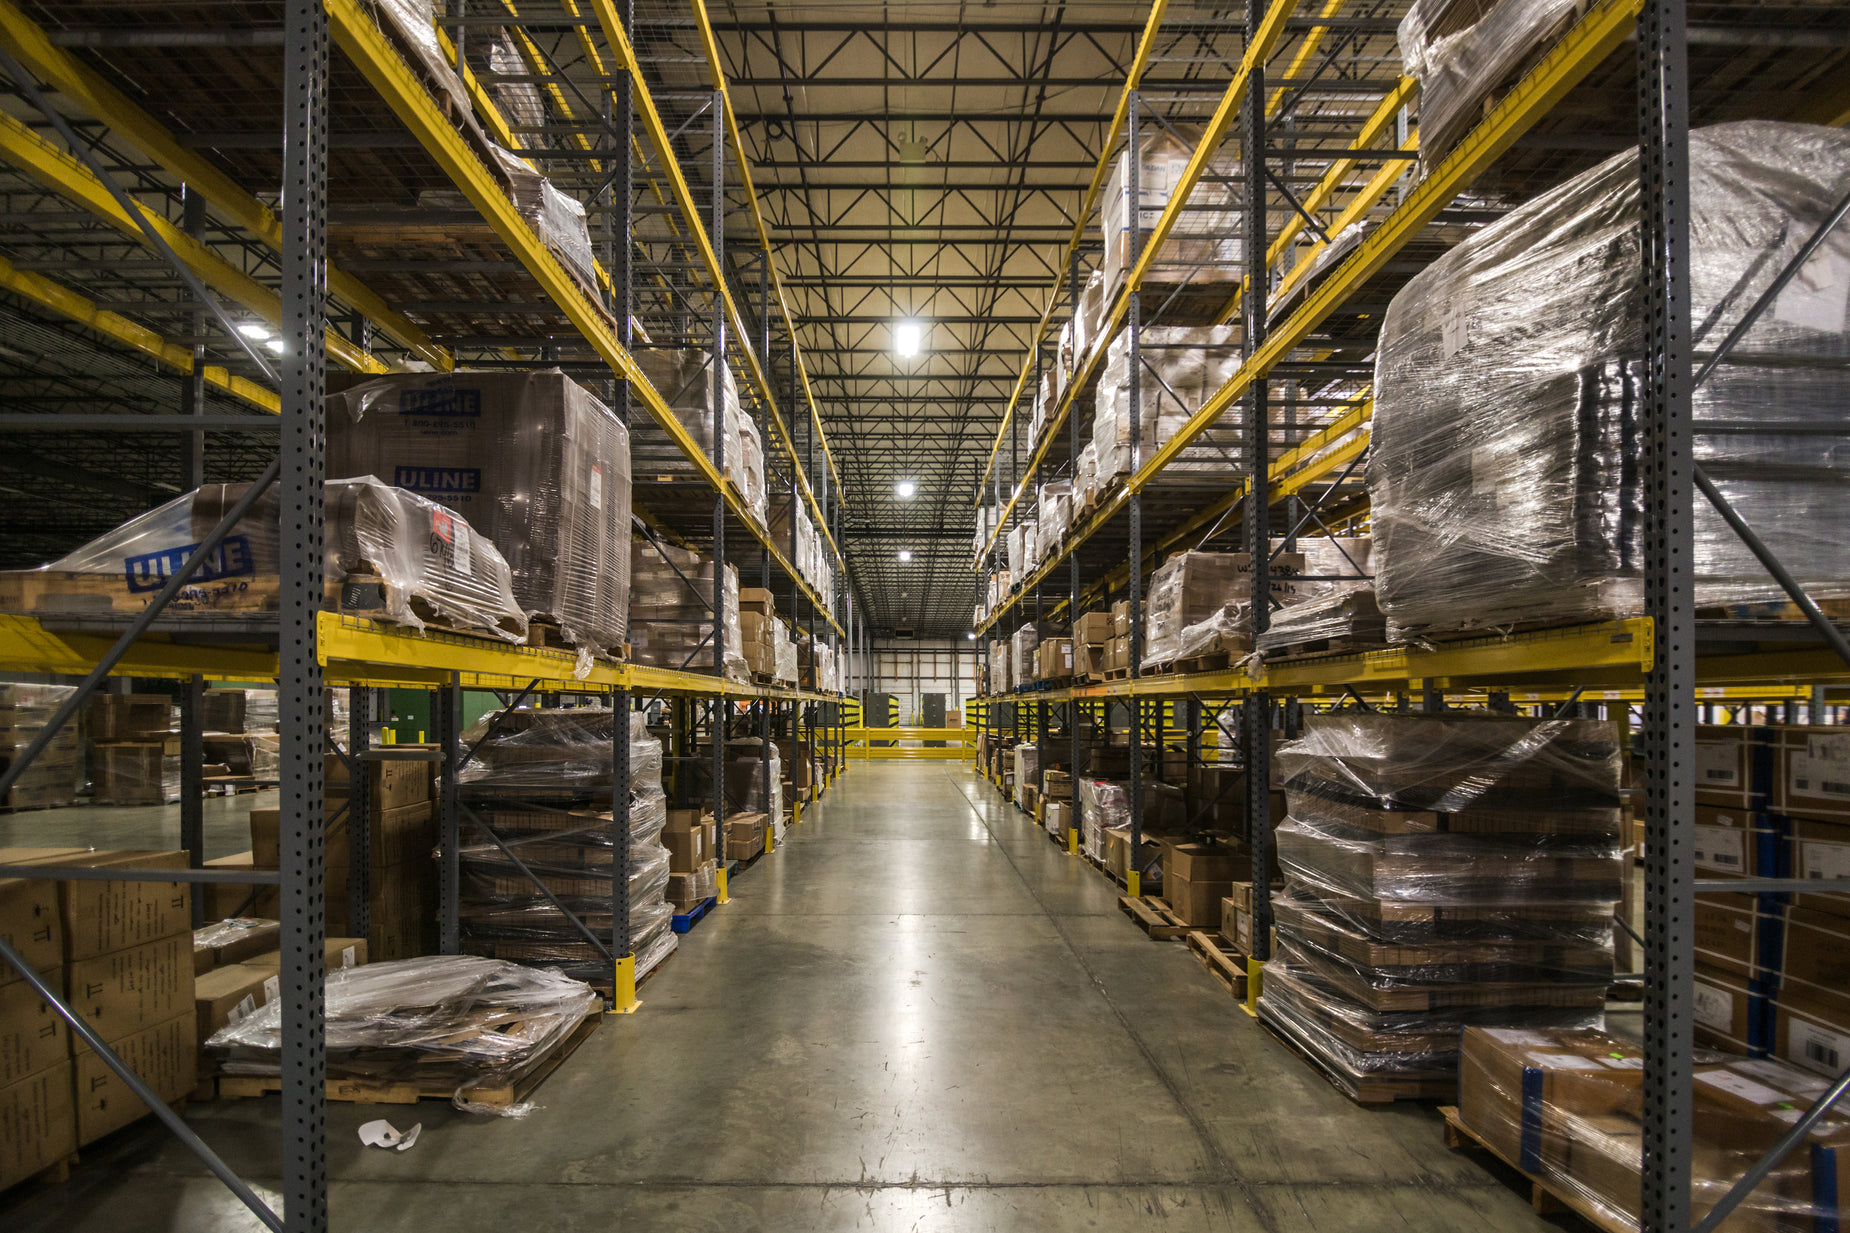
[457,709,677,985]
[629,536,749,682]
[799,641,838,693]
[1011,624,1040,689]
[661,807,719,914]
[0,850,194,1161]
[1369,123,1850,639]
[1257,712,1623,1101]
[87,694,178,806]
[1099,126,1241,304]
[1142,551,1305,671]
[726,738,784,841]
[245,752,435,960]
[0,684,78,811]
[1074,443,1100,521]
[774,631,799,687]
[1041,763,1074,840]
[632,349,767,527]
[1014,743,1039,815]
[191,922,366,1100]
[737,587,784,681]
[988,637,1012,693]
[1457,1025,1850,1229]
[325,370,631,657]
[1035,481,1072,566]
[1092,325,1241,484]
[1007,519,1038,584]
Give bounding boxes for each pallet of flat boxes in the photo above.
[0,848,195,1190]
[1256,713,1623,1103]
[87,694,178,807]
[456,709,678,987]
[0,684,78,812]
[1453,1025,1850,1230]
[238,753,437,962]
[1073,611,1111,682]
[192,921,364,1100]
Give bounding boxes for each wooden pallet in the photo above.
[1439,1105,1631,1233]
[1263,633,1390,661]
[203,775,276,796]
[1256,1008,1455,1104]
[1118,895,1190,940]
[218,1012,598,1108]
[1185,930,1250,1000]
[1103,667,1131,681]
[1172,651,1235,675]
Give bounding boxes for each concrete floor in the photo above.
[0,761,1565,1232]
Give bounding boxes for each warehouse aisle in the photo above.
[3,762,1557,1232]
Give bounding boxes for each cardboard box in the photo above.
[1777,906,1850,1001]
[739,587,776,615]
[1692,804,1764,878]
[239,938,367,975]
[1044,800,1072,833]
[724,815,767,862]
[87,694,172,742]
[1791,815,1850,919]
[1227,903,1255,952]
[1774,984,1850,1077]
[0,975,68,1084]
[1694,724,1773,809]
[661,826,706,874]
[324,755,433,813]
[1694,892,1777,981]
[1111,600,1132,638]
[192,918,281,975]
[1164,872,1231,928]
[250,799,436,872]
[65,935,190,1047]
[91,744,175,806]
[1693,963,1765,1054]
[1037,638,1073,679]
[0,1061,75,1190]
[2,849,190,964]
[1778,725,1850,821]
[1074,611,1112,646]
[202,852,270,921]
[0,865,63,985]
[1162,841,1242,885]
[74,1012,196,1146]
[193,962,277,1042]
[200,689,246,734]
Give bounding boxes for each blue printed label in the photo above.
[397,387,481,417]
[123,535,256,594]
[393,466,482,496]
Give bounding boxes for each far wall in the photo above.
[867,638,979,725]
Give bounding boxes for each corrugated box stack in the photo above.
[0,684,78,811]
[661,808,719,913]
[0,849,194,1162]
[244,751,437,962]
[1092,325,1242,483]
[87,695,177,807]
[1369,122,1850,640]
[325,369,632,656]
[457,709,678,984]
[629,536,749,682]
[631,349,767,528]
[738,588,787,682]
[1011,624,1040,688]
[192,920,365,1097]
[1099,126,1241,303]
[1457,1025,1850,1230]
[1257,713,1623,1101]
[1142,551,1305,670]
[1014,743,1039,816]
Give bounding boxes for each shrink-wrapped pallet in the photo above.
[629,541,748,681]
[1370,122,1850,637]
[1092,326,1242,480]
[1099,126,1243,300]
[631,349,767,527]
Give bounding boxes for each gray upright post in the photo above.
[347,686,373,941]
[181,677,205,928]
[1639,0,1694,1227]
[278,0,329,1222]
[1125,94,1145,894]
[437,678,461,954]
[1242,0,1274,966]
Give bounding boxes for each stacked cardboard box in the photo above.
[0,858,70,1189]
[244,754,435,961]
[1257,714,1623,1100]
[0,849,195,1157]
[1041,769,1074,839]
[1036,637,1074,682]
[738,588,785,680]
[1458,1025,1850,1229]
[0,684,78,811]
[1014,743,1039,814]
[1073,611,1111,682]
[192,925,364,1095]
[1142,551,1303,669]
[629,539,749,680]
[87,695,178,807]
[723,813,769,863]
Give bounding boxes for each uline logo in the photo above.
[398,387,482,417]
[394,466,482,495]
[123,536,256,594]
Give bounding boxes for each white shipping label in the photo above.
[1734,1058,1829,1100]
[1470,447,1501,498]
[342,946,357,969]
[1790,1018,1850,1078]
[1694,824,1746,872]
[589,465,604,511]
[1771,242,1850,335]
[451,523,471,575]
[1692,980,1736,1032]
[1599,1056,1644,1070]
[263,975,279,1002]
[229,993,257,1025]
[1696,1070,1787,1108]
[1536,1053,1605,1071]
[1480,1028,1550,1045]
[1791,750,1850,802]
[1442,305,1468,356]
[1696,741,1741,788]
[1802,841,1850,882]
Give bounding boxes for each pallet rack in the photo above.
[968,2,1850,1229]
[0,1,861,1229]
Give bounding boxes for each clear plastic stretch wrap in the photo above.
[1075,442,1100,514]
[1458,1026,1850,1232]
[775,635,798,685]
[989,638,1012,692]
[1036,481,1072,566]
[458,707,623,791]
[1078,269,1107,364]
[1014,742,1039,810]
[1011,624,1040,686]
[1258,712,1623,1097]
[631,349,767,526]
[974,503,1001,559]
[1092,325,1243,480]
[207,955,601,1106]
[1078,779,1131,863]
[1369,122,1850,637]
[1143,552,1245,667]
[629,539,749,681]
[1100,125,1243,298]
[1254,588,1387,656]
[0,683,78,808]
[1007,520,1038,581]
[3,478,530,645]
[325,370,630,653]
[1398,0,1583,174]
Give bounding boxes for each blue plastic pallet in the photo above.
[671,895,718,933]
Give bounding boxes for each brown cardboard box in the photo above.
[5,849,190,964]
[1162,841,1241,885]
[739,587,776,615]
[1693,893,1767,980]
[1037,638,1073,679]
[1778,906,1850,1000]
[1074,611,1112,646]
[0,975,68,1084]
[1044,800,1072,834]
[724,815,767,862]
[65,934,190,1047]
[200,689,246,734]
[192,962,276,1042]
[250,800,436,872]
[1778,726,1850,821]
[91,744,174,806]
[1111,600,1132,638]
[73,1012,195,1146]
[1078,642,1107,681]
[0,1061,75,1190]
[325,752,433,813]
[1692,804,1759,878]
[1164,873,1231,928]
[666,871,702,911]
[667,808,703,831]
[1227,904,1255,952]
[192,918,281,975]
[661,826,706,874]
[203,852,271,920]
[1105,636,1129,672]
[1694,724,1763,808]
[1773,984,1850,1077]
[1791,816,1850,919]
[0,861,65,984]
[86,694,172,742]
[1693,963,1759,1053]
[239,938,367,975]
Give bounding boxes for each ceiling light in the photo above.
[237,323,271,340]
[263,338,286,353]
[894,320,922,358]
[966,632,976,640]
[897,549,913,563]
[895,479,916,499]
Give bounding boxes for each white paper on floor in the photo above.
[357,1119,421,1151]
